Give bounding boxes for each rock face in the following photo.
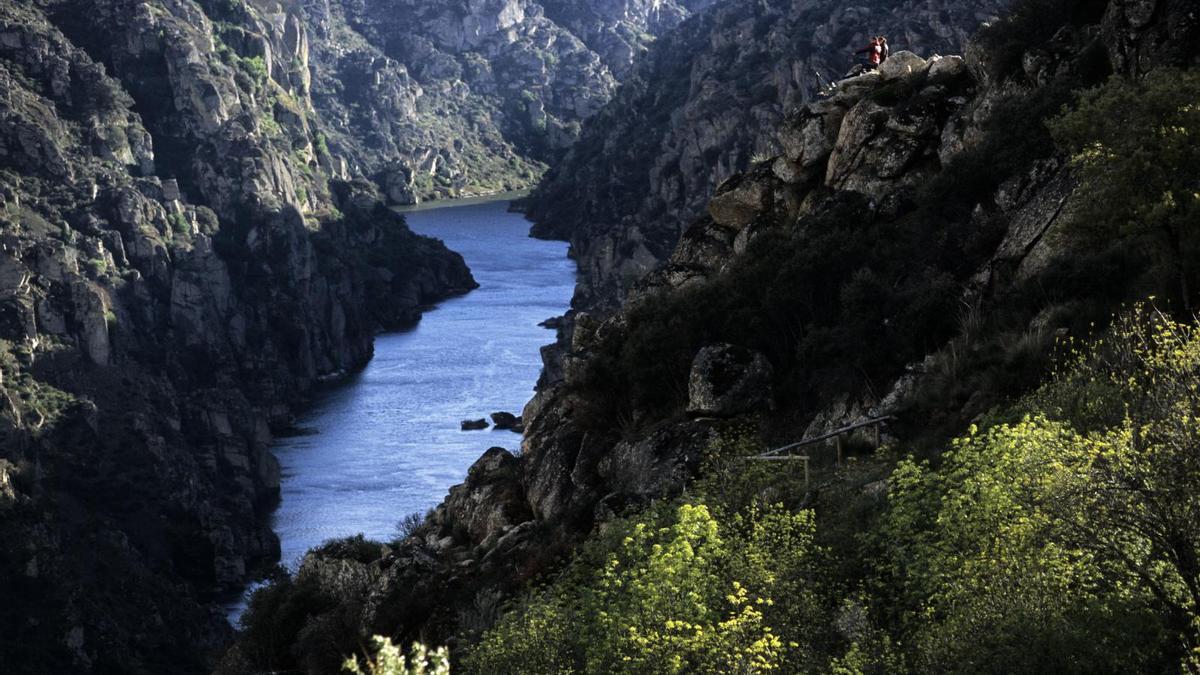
[525,0,1007,312]
[686,343,774,417]
[224,3,1200,671]
[0,0,475,671]
[306,0,715,204]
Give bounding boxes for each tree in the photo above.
[880,418,1162,673]
[1030,305,1200,662]
[879,305,1200,672]
[1049,69,1200,308]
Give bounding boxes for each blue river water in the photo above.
[272,198,574,566]
[226,198,574,622]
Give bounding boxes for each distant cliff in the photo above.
[302,0,714,204]
[0,0,474,671]
[525,0,1005,311]
[224,0,1200,671]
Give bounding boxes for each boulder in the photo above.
[686,344,774,417]
[436,447,532,548]
[879,51,929,79]
[461,418,489,431]
[707,170,771,227]
[779,100,847,168]
[490,411,523,431]
[927,54,968,83]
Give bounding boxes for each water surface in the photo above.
[269,199,573,569]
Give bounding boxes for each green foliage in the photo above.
[574,191,969,431]
[241,55,269,86]
[84,257,107,276]
[344,636,449,675]
[880,419,1162,672]
[1050,69,1200,307]
[259,112,282,137]
[167,211,190,236]
[464,501,821,674]
[879,304,1200,671]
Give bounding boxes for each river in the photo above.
[227,197,573,622]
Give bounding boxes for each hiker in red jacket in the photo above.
[855,36,885,70]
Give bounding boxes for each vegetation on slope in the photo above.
[230,3,1200,671]
[462,301,1200,673]
[455,64,1200,675]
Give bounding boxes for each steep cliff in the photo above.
[302,0,715,205]
[541,0,719,77]
[0,0,474,672]
[226,0,1200,671]
[525,0,1006,311]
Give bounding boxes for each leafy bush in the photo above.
[464,501,823,674]
[241,55,268,86]
[168,211,190,236]
[1049,69,1200,308]
[879,304,1200,671]
[344,637,448,675]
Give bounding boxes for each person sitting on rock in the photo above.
[846,36,885,78]
[879,36,890,63]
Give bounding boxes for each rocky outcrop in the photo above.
[686,343,774,417]
[525,0,1007,312]
[433,447,532,549]
[489,411,522,430]
[0,0,474,671]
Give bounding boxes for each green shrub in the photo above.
[167,211,190,236]
[1049,69,1200,309]
[84,257,107,276]
[344,637,448,675]
[878,304,1200,671]
[241,55,268,86]
[464,501,822,674]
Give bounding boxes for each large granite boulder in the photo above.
[434,447,533,549]
[878,50,929,79]
[686,344,774,417]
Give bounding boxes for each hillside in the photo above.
[304,0,714,204]
[0,0,746,669]
[0,0,477,671]
[226,0,1200,672]
[524,0,1006,311]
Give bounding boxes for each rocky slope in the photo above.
[302,0,716,204]
[0,0,475,672]
[525,0,1006,311]
[225,0,1200,671]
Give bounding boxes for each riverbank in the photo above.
[225,199,574,623]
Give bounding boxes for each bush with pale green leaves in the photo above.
[343,637,449,675]
[464,502,821,674]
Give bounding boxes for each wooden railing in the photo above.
[742,415,895,489]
